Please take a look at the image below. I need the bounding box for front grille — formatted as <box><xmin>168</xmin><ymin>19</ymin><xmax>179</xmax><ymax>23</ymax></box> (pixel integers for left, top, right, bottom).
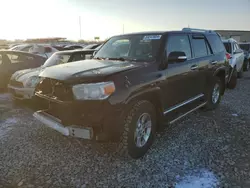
<box><xmin>36</xmin><ymin>78</ymin><xmax>74</xmax><ymax>101</ymax></box>
<box><xmin>9</xmin><ymin>80</ymin><xmax>23</xmax><ymax>88</ymax></box>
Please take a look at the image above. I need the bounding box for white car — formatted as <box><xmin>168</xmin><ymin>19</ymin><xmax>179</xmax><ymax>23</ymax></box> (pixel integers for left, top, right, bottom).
<box><xmin>10</xmin><ymin>44</ymin><xmax>58</xmax><ymax>58</ymax></box>
<box><xmin>8</xmin><ymin>49</ymin><xmax>95</xmax><ymax>100</ymax></box>
<box><xmin>223</xmin><ymin>39</ymin><xmax>245</xmax><ymax>89</ymax></box>
<box><xmin>239</xmin><ymin>42</ymin><xmax>250</xmax><ymax>71</ymax></box>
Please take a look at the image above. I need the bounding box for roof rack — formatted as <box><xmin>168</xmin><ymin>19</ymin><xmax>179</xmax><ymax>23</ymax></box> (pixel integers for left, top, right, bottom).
<box><xmin>182</xmin><ymin>28</ymin><xmax>216</xmax><ymax>34</ymax></box>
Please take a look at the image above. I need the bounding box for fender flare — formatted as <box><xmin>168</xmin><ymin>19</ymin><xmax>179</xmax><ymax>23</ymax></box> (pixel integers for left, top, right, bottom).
<box><xmin>125</xmin><ymin>87</ymin><xmax>163</xmax><ymax>107</ymax></box>
<box><xmin>213</xmin><ymin>66</ymin><xmax>227</xmax><ymax>77</ymax></box>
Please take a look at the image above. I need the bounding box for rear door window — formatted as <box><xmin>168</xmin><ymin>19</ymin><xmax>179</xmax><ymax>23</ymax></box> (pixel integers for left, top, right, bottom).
<box><xmin>191</xmin><ymin>37</ymin><xmax>208</xmax><ymax>58</ymax></box>
<box><xmin>7</xmin><ymin>54</ymin><xmax>19</xmax><ymax>63</ymax></box>
<box><xmin>6</xmin><ymin>53</ymin><xmax>30</xmax><ymax>63</ymax></box>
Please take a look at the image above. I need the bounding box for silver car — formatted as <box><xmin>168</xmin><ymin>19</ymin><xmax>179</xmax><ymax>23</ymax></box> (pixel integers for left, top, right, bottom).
<box><xmin>8</xmin><ymin>49</ymin><xmax>95</xmax><ymax>100</ymax></box>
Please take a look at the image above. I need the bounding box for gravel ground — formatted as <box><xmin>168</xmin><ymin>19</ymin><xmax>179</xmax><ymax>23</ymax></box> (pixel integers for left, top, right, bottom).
<box><xmin>1</xmin><ymin>72</ymin><xmax>250</xmax><ymax>188</ymax></box>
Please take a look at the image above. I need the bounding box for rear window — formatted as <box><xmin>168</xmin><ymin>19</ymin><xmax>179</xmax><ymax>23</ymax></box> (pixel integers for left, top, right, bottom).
<box><xmin>223</xmin><ymin>42</ymin><xmax>232</xmax><ymax>53</ymax></box>
<box><xmin>239</xmin><ymin>44</ymin><xmax>250</xmax><ymax>51</ymax></box>
<box><xmin>206</xmin><ymin>34</ymin><xmax>225</xmax><ymax>54</ymax></box>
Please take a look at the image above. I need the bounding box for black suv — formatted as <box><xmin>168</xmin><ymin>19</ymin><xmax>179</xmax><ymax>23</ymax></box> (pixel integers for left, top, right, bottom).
<box><xmin>33</xmin><ymin>28</ymin><xmax>229</xmax><ymax>159</ymax></box>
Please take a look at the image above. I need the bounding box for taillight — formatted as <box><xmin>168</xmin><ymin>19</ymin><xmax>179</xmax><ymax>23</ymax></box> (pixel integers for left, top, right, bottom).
<box><xmin>226</xmin><ymin>53</ymin><xmax>232</xmax><ymax>60</ymax></box>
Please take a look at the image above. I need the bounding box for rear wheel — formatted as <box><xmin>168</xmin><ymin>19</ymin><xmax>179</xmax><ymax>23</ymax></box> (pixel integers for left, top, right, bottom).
<box><xmin>205</xmin><ymin>77</ymin><xmax>222</xmax><ymax>110</ymax></box>
<box><xmin>117</xmin><ymin>100</ymin><xmax>157</xmax><ymax>159</ymax></box>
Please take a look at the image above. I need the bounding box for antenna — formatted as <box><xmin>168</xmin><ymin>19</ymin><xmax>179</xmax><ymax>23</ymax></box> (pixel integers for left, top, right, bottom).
<box><xmin>79</xmin><ymin>16</ymin><xmax>82</xmax><ymax>39</ymax></box>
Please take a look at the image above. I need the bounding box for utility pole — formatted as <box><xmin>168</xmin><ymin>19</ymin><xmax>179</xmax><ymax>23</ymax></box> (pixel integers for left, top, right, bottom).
<box><xmin>79</xmin><ymin>16</ymin><xmax>82</xmax><ymax>39</ymax></box>
<box><xmin>123</xmin><ymin>24</ymin><xmax>124</xmax><ymax>34</ymax></box>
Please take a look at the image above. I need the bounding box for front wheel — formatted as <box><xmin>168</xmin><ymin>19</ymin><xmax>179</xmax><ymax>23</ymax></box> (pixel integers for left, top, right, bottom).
<box><xmin>205</xmin><ymin>77</ymin><xmax>222</xmax><ymax>110</ymax></box>
<box><xmin>117</xmin><ymin>100</ymin><xmax>157</xmax><ymax>159</ymax></box>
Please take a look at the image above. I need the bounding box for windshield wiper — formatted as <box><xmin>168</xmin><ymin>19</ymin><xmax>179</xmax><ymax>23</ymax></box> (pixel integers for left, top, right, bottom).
<box><xmin>94</xmin><ymin>57</ymin><xmax>106</xmax><ymax>60</ymax></box>
<box><xmin>107</xmin><ymin>57</ymin><xmax>126</xmax><ymax>61</ymax></box>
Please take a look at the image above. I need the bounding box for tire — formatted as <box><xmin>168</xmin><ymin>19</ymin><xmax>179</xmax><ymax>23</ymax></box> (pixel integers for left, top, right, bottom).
<box><xmin>243</xmin><ymin>59</ymin><xmax>250</xmax><ymax>72</ymax></box>
<box><xmin>205</xmin><ymin>77</ymin><xmax>222</xmax><ymax>110</ymax></box>
<box><xmin>117</xmin><ymin>100</ymin><xmax>157</xmax><ymax>159</ymax></box>
<box><xmin>237</xmin><ymin>66</ymin><xmax>244</xmax><ymax>78</ymax></box>
<box><xmin>227</xmin><ymin>67</ymin><xmax>237</xmax><ymax>89</ymax></box>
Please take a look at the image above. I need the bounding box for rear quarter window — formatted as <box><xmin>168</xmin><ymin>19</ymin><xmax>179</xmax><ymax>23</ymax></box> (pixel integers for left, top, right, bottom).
<box><xmin>206</xmin><ymin>34</ymin><xmax>225</xmax><ymax>54</ymax></box>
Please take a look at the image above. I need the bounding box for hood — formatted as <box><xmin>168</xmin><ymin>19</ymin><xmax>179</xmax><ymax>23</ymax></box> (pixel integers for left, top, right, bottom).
<box><xmin>12</xmin><ymin>67</ymin><xmax>44</xmax><ymax>83</ymax></box>
<box><xmin>39</xmin><ymin>59</ymin><xmax>143</xmax><ymax>83</ymax></box>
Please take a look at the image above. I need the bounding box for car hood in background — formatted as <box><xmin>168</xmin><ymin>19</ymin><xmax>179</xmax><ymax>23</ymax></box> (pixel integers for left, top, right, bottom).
<box><xmin>12</xmin><ymin>67</ymin><xmax>44</xmax><ymax>83</ymax></box>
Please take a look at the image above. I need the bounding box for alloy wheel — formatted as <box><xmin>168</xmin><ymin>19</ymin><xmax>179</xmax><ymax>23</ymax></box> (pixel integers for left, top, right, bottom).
<box><xmin>134</xmin><ymin>113</ymin><xmax>152</xmax><ymax>148</ymax></box>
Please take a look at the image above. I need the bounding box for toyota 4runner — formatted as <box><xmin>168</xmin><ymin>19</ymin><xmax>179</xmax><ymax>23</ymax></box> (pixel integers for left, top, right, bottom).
<box><xmin>33</xmin><ymin>28</ymin><xmax>230</xmax><ymax>159</ymax></box>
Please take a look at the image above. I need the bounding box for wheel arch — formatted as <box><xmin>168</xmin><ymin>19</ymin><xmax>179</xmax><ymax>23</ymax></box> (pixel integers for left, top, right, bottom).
<box><xmin>124</xmin><ymin>87</ymin><xmax>164</xmax><ymax>129</ymax></box>
<box><xmin>214</xmin><ymin>68</ymin><xmax>226</xmax><ymax>95</ymax></box>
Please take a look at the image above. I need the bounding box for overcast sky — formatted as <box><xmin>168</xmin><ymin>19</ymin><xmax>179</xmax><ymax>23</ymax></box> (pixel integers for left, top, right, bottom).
<box><xmin>0</xmin><ymin>0</ymin><xmax>249</xmax><ymax>40</ymax></box>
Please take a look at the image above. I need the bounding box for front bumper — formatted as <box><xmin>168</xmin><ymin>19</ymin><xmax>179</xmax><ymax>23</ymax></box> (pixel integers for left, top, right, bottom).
<box><xmin>34</xmin><ymin>93</ymin><xmax>124</xmax><ymax>141</ymax></box>
<box><xmin>33</xmin><ymin>110</ymin><xmax>93</xmax><ymax>139</ymax></box>
<box><xmin>8</xmin><ymin>85</ymin><xmax>35</xmax><ymax>100</ymax></box>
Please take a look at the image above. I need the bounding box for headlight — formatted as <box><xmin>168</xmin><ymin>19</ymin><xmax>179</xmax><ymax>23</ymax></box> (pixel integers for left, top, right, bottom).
<box><xmin>24</xmin><ymin>76</ymin><xmax>41</xmax><ymax>88</ymax></box>
<box><xmin>72</xmin><ymin>81</ymin><xmax>115</xmax><ymax>100</ymax></box>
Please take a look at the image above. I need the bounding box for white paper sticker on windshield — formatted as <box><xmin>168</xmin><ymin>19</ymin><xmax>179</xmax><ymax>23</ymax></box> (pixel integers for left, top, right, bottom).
<box><xmin>143</xmin><ymin>35</ymin><xmax>162</xmax><ymax>40</ymax></box>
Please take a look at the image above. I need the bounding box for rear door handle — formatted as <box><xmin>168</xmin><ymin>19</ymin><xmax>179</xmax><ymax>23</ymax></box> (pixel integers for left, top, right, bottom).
<box><xmin>210</xmin><ymin>61</ymin><xmax>218</xmax><ymax>65</ymax></box>
<box><xmin>190</xmin><ymin>65</ymin><xmax>198</xmax><ymax>70</ymax></box>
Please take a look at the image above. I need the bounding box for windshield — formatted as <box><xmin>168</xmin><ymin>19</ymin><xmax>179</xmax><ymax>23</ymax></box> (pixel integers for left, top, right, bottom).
<box><xmin>239</xmin><ymin>44</ymin><xmax>250</xmax><ymax>51</ymax></box>
<box><xmin>223</xmin><ymin>42</ymin><xmax>232</xmax><ymax>53</ymax></box>
<box><xmin>94</xmin><ymin>34</ymin><xmax>162</xmax><ymax>62</ymax></box>
<box><xmin>42</xmin><ymin>53</ymin><xmax>71</xmax><ymax>67</ymax></box>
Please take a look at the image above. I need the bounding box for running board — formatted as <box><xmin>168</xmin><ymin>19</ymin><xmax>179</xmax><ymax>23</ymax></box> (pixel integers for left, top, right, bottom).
<box><xmin>169</xmin><ymin>102</ymin><xmax>207</xmax><ymax>125</ymax></box>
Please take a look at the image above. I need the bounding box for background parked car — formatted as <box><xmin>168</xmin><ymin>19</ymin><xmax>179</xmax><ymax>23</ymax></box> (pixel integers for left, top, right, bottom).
<box><xmin>8</xmin><ymin>49</ymin><xmax>95</xmax><ymax>100</ymax></box>
<box><xmin>84</xmin><ymin>44</ymin><xmax>101</xmax><ymax>49</ymax></box>
<box><xmin>10</xmin><ymin>44</ymin><xmax>58</xmax><ymax>58</ymax></box>
<box><xmin>223</xmin><ymin>39</ymin><xmax>245</xmax><ymax>89</ymax></box>
<box><xmin>63</xmin><ymin>44</ymin><xmax>85</xmax><ymax>51</ymax></box>
<box><xmin>239</xmin><ymin>42</ymin><xmax>250</xmax><ymax>71</ymax></box>
<box><xmin>0</xmin><ymin>50</ymin><xmax>46</xmax><ymax>90</ymax></box>
<box><xmin>52</xmin><ymin>45</ymin><xmax>66</xmax><ymax>51</ymax></box>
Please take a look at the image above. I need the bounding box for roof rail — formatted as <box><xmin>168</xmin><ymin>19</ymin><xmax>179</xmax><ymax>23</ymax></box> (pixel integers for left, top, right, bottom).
<box><xmin>182</xmin><ymin>28</ymin><xmax>215</xmax><ymax>34</ymax></box>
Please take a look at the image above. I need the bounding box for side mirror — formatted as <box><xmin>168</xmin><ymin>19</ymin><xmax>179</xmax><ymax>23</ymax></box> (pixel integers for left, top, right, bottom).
<box><xmin>167</xmin><ymin>51</ymin><xmax>187</xmax><ymax>63</ymax></box>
